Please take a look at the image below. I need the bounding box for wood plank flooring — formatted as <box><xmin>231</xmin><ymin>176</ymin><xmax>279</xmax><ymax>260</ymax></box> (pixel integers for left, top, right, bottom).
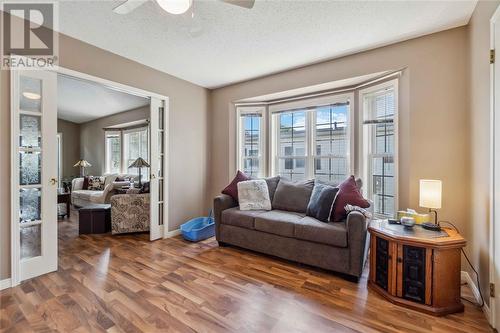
<box><xmin>0</xmin><ymin>209</ymin><xmax>492</xmax><ymax>332</ymax></box>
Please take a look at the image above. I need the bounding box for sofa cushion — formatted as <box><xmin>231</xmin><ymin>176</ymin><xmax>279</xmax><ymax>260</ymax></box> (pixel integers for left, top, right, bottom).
<box><xmin>272</xmin><ymin>179</ymin><xmax>314</xmax><ymax>213</ymax></box>
<box><xmin>72</xmin><ymin>190</ymin><xmax>105</xmax><ymax>203</ymax></box>
<box><xmin>254</xmin><ymin>210</ymin><xmax>304</xmax><ymax>238</ymax></box>
<box><xmin>306</xmin><ymin>182</ymin><xmax>339</xmax><ymax>222</ymax></box>
<box><xmin>295</xmin><ymin>216</ymin><xmax>347</xmax><ymax>247</ymax></box>
<box><xmin>221</xmin><ymin>207</ymin><xmax>267</xmax><ymax>230</ymax></box>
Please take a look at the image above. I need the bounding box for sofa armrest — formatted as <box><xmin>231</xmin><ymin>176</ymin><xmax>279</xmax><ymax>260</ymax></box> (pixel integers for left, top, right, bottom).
<box><xmin>72</xmin><ymin>177</ymin><xmax>84</xmax><ymax>191</ymax></box>
<box><xmin>346</xmin><ymin>210</ymin><xmax>370</xmax><ymax>278</ymax></box>
<box><xmin>214</xmin><ymin>194</ymin><xmax>237</xmax><ymax>240</ymax></box>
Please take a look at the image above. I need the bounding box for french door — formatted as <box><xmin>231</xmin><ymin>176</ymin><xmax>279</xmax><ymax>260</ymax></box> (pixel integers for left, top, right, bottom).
<box><xmin>149</xmin><ymin>97</ymin><xmax>167</xmax><ymax>240</ymax></box>
<box><xmin>11</xmin><ymin>68</ymin><xmax>58</xmax><ymax>284</ymax></box>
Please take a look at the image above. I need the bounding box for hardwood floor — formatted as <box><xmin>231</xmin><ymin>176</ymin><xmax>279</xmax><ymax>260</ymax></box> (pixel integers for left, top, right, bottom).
<box><xmin>0</xmin><ymin>210</ymin><xmax>492</xmax><ymax>332</ymax></box>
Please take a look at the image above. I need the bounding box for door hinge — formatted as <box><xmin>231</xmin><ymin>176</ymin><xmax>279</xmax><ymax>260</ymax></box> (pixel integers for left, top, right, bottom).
<box><xmin>491</xmin><ymin>49</ymin><xmax>495</xmax><ymax>64</ymax></box>
<box><xmin>490</xmin><ymin>282</ymin><xmax>495</xmax><ymax>298</ymax></box>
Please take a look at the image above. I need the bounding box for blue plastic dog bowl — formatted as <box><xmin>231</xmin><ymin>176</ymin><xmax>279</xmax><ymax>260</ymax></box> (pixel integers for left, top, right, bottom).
<box><xmin>181</xmin><ymin>215</ymin><xmax>215</xmax><ymax>242</ymax></box>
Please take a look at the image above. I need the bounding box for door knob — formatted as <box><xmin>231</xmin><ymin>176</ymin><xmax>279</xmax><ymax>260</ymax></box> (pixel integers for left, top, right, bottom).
<box><xmin>49</xmin><ymin>178</ymin><xmax>57</xmax><ymax>185</ymax></box>
<box><xmin>151</xmin><ymin>174</ymin><xmax>156</xmax><ymax>179</ymax></box>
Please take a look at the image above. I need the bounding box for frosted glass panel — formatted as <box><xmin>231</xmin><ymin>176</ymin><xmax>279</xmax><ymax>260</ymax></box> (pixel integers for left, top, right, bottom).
<box><xmin>20</xmin><ymin>224</ymin><xmax>41</xmax><ymax>259</ymax></box>
<box><xmin>159</xmin><ymin>203</ymin><xmax>164</xmax><ymax>226</ymax></box>
<box><xmin>158</xmin><ymin>131</ymin><xmax>164</xmax><ymax>154</ymax></box>
<box><xmin>159</xmin><ymin>179</ymin><xmax>163</xmax><ymax>201</ymax></box>
<box><xmin>20</xmin><ymin>151</ymin><xmax>41</xmax><ymax>185</ymax></box>
<box><xmin>20</xmin><ymin>188</ymin><xmax>41</xmax><ymax>222</ymax></box>
<box><xmin>20</xmin><ymin>114</ymin><xmax>41</xmax><ymax>148</ymax></box>
<box><xmin>20</xmin><ymin>76</ymin><xmax>42</xmax><ymax>112</ymax></box>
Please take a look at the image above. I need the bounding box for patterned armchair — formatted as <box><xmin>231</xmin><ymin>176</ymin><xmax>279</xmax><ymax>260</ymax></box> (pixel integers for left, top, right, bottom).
<box><xmin>110</xmin><ymin>193</ymin><xmax>150</xmax><ymax>234</ymax></box>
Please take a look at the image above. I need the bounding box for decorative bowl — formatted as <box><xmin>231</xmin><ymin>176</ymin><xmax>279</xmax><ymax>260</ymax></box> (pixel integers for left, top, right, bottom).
<box><xmin>400</xmin><ymin>216</ymin><xmax>416</xmax><ymax>228</ymax></box>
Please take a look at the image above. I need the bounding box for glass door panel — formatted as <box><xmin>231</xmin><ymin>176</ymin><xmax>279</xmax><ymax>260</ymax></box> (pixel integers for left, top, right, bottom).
<box><xmin>12</xmin><ymin>68</ymin><xmax>57</xmax><ymax>284</ymax></box>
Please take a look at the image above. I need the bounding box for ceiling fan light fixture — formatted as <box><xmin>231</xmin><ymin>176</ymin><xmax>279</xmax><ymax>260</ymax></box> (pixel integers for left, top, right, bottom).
<box><xmin>156</xmin><ymin>0</ymin><xmax>192</xmax><ymax>15</ymax></box>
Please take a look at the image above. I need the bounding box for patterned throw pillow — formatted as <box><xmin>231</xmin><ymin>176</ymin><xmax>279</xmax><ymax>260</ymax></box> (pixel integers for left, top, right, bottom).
<box><xmin>88</xmin><ymin>177</ymin><xmax>105</xmax><ymax>191</ymax></box>
<box><xmin>237</xmin><ymin>180</ymin><xmax>272</xmax><ymax>211</ymax></box>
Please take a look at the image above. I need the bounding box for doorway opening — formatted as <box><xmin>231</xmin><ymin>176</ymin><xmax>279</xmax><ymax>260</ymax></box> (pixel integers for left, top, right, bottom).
<box><xmin>11</xmin><ymin>64</ymin><xmax>169</xmax><ymax>286</ymax></box>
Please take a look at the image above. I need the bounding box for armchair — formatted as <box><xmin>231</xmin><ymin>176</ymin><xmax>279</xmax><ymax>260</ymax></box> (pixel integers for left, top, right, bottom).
<box><xmin>110</xmin><ymin>193</ymin><xmax>150</xmax><ymax>234</ymax></box>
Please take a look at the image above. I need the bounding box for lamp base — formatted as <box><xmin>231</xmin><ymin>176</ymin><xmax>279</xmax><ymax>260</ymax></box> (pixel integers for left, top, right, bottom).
<box><xmin>422</xmin><ymin>222</ymin><xmax>441</xmax><ymax>231</ymax></box>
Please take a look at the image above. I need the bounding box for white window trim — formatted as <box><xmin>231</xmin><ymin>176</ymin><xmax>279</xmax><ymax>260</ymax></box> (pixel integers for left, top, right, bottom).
<box><xmin>358</xmin><ymin>78</ymin><xmax>399</xmax><ymax>218</ymax></box>
<box><xmin>270</xmin><ymin>93</ymin><xmax>354</xmax><ymax>179</ymax></box>
<box><xmin>236</xmin><ymin>106</ymin><xmax>267</xmax><ymax>178</ymax></box>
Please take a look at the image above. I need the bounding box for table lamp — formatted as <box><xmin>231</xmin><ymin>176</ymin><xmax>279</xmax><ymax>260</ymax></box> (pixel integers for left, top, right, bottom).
<box><xmin>73</xmin><ymin>159</ymin><xmax>92</xmax><ymax>177</ymax></box>
<box><xmin>419</xmin><ymin>179</ymin><xmax>442</xmax><ymax>231</ymax></box>
<box><xmin>128</xmin><ymin>157</ymin><xmax>150</xmax><ymax>187</ymax></box>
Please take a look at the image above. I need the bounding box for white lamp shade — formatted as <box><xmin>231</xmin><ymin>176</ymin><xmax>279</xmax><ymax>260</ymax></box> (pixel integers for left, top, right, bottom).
<box><xmin>156</xmin><ymin>0</ymin><xmax>192</xmax><ymax>14</ymax></box>
<box><xmin>419</xmin><ymin>179</ymin><xmax>442</xmax><ymax>209</ymax></box>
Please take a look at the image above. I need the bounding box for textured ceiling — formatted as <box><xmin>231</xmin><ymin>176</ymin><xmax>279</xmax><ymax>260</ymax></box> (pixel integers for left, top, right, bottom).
<box><xmin>57</xmin><ymin>0</ymin><xmax>477</xmax><ymax>88</ymax></box>
<box><xmin>57</xmin><ymin>75</ymin><xmax>149</xmax><ymax>124</ymax></box>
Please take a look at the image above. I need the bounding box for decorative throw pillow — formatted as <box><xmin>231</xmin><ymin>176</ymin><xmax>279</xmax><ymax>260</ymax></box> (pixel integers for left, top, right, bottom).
<box><xmin>272</xmin><ymin>179</ymin><xmax>315</xmax><ymax>213</ymax></box>
<box><xmin>237</xmin><ymin>180</ymin><xmax>272</xmax><ymax>211</ymax></box>
<box><xmin>222</xmin><ymin>170</ymin><xmax>250</xmax><ymax>201</ymax></box>
<box><xmin>306</xmin><ymin>182</ymin><xmax>339</xmax><ymax>222</ymax></box>
<box><xmin>82</xmin><ymin>176</ymin><xmax>91</xmax><ymax>190</ymax></box>
<box><xmin>249</xmin><ymin>175</ymin><xmax>281</xmax><ymax>202</ymax></box>
<box><xmin>88</xmin><ymin>177</ymin><xmax>105</xmax><ymax>191</ymax></box>
<box><xmin>331</xmin><ymin>176</ymin><xmax>370</xmax><ymax>222</ymax></box>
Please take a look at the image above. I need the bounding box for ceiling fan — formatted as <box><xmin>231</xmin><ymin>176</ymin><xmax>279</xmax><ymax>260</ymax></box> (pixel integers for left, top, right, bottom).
<box><xmin>113</xmin><ymin>0</ymin><xmax>255</xmax><ymax>15</ymax></box>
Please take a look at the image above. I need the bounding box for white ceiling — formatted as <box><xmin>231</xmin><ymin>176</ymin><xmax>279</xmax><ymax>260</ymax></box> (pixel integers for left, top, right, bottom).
<box><xmin>56</xmin><ymin>0</ymin><xmax>477</xmax><ymax>89</ymax></box>
<box><xmin>57</xmin><ymin>75</ymin><xmax>149</xmax><ymax>123</ymax></box>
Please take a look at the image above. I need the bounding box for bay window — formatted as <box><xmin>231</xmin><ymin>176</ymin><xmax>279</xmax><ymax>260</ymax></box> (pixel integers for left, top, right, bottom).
<box><xmin>235</xmin><ymin>78</ymin><xmax>398</xmax><ymax>217</ymax></box>
<box><xmin>105</xmin><ymin>126</ymin><xmax>150</xmax><ymax>176</ymax></box>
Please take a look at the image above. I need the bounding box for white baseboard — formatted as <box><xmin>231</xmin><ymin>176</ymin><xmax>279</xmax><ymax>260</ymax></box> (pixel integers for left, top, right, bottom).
<box><xmin>461</xmin><ymin>271</ymin><xmax>491</xmax><ymax>323</ymax></box>
<box><xmin>165</xmin><ymin>229</ymin><xmax>181</xmax><ymax>238</ymax></box>
<box><xmin>0</xmin><ymin>278</ymin><xmax>11</xmax><ymax>290</ymax></box>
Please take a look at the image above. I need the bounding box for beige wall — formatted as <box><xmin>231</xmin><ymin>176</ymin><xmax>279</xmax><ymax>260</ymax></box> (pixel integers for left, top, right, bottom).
<box><xmin>79</xmin><ymin>106</ymin><xmax>149</xmax><ymax>176</ymax></box>
<box><xmin>210</xmin><ymin>27</ymin><xmax>470</xmax><ymax>265</ymax></box>
<box><xmin>468</xmin><ymin>0</ymin><xmax>500</xmax><ymax>305</ymax></box>
<box><xmin>57</xmin><ymin>119</ymin><xmax>81</xmax><ymax>179</ymax></box>
<box><xmin>0</xmin><ymin>30</ymin><xmax>210</xmax><ymax>279</ymax></box>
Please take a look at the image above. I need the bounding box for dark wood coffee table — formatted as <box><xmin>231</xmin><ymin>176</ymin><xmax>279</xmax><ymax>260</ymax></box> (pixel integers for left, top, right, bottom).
<box><xmin>57</xmin><ymin>192</ymin><xmax>71</xmax><ymax>218</ymax></box>
<box><xmin>78</xmin><ymin>204</ymin><xmax>111</xmax><ymax>234</ymax></box>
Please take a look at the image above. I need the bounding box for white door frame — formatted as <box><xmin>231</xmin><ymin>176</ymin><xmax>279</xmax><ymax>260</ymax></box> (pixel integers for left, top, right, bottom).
<box><xmin>11</xmin><ymin>65</ymin><xmax>171</xmax><ymax>286</ymax></box>
<box><xmin>490</xmin><ymin>5</ymin><xmax>500</xmax><ymax>328</ymax></box>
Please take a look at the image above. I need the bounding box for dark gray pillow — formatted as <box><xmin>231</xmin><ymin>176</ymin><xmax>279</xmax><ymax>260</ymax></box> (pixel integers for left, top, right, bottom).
<box><xmin>272</xmin><ymin>179</ymin><xmax>314</xmax><ymax>213</ymax></box>
<box><xmin>264</xmin><ymin>175</ymin><xmax>280</xmax><ymax>202</ymax></box>
<box><xmin>306</xmin><ymin>182</ymin><xmax>339</xmax><ymax>222</ymax></box>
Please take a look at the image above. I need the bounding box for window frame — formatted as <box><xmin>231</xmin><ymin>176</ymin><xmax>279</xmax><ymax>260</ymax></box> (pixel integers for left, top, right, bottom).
<box><xmin>236</xmin><ymin>106</ymin><xmax>267</xmax><ymax>178</ymax></box>
<box><xmin>358</xmin><ymin>79</ymin><xmax>399</xmax><ymax>218</ymax></box>
<box><xmin>104</xmin><ymin>130</ymin><xmax>122</xmax><ymax>175</ymax></box>
<box><xmin>122</xmin><ymin>126</ymin><xmax>150</xmax><ymax>177</ymax></box>
<box><xmin>270</xmin><ymin>93</ymin><xmax>354</xmax><ymax>180</ymax></box>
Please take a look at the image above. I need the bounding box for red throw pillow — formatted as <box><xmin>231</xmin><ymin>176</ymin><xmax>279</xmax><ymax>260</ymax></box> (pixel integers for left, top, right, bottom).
<box><xmin>222</xmin><ymin>170</ymin><xmax>250</xmax><ymax>201</ymax></box>
<box><xmin>82</xmin><ymin>176</ymin><xmax>91</xmax><ymax>190</ymax></box>
<box><xmin>331</xmin><ymin>176</ymin><xmax>370</xmax><ymax>222</ymax></box>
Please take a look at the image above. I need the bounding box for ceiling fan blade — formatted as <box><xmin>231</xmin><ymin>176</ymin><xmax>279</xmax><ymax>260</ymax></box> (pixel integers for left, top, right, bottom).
<box><xmin>220</xmin><ymin>0</ymin><xmax>255</xmax><ymax>9</ymax></box>
<box><xmin>113</xmin><ymin>0</ymin><xmax>148</xmax><ymax>14</ymax></box>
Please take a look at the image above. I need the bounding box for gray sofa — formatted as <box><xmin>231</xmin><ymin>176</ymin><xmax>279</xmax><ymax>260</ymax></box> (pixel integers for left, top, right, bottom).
<box><xmin>214</xmin><ymin>180</ymin><xmax>372</xmax><ymax>280</ymax></box>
